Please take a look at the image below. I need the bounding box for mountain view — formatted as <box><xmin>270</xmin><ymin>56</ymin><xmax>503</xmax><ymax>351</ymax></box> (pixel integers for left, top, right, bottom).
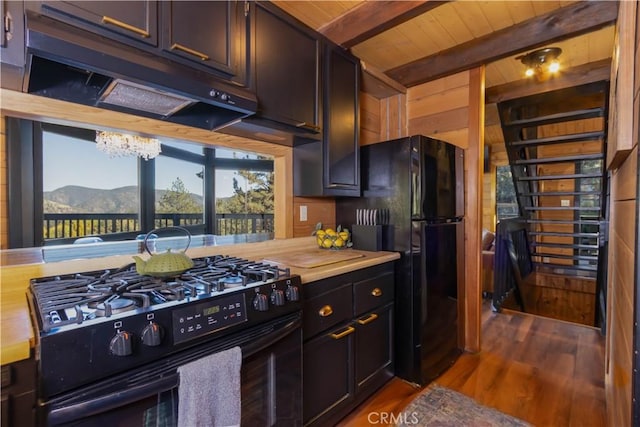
<box><xmin>43</xmin><ymin>185</ymin><xmax>204</xmax><ymax>213</ymax></box>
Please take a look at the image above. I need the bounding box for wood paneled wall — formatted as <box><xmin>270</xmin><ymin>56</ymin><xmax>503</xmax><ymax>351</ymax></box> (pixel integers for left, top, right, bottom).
<box><xmin>605</xmin><ymin>1</ymin><xmax>639</xmax><ymax>426</ymax></box>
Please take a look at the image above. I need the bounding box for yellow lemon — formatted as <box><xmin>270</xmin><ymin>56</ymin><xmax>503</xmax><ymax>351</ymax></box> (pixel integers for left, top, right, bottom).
<box><xmin>325</xmin><ymin>228</ymin><xmax>337</xmax><ymax>236</ymax></box>
<box><xmin>334</xmin><ymin>237</ymin><xmax>345</xmax><ymax>247</ymax></box>
<box><xmin>322</xmin><ymin>238</ymin><xmax>333</xmax><ymax>248</ymax></box>
<box><xmin>339</xmin><ymin>231</ymin><xmax>349</xmax><ymax>241</ymax></box>
<box><xmin>316</xmin><ymin>229</ymin><xmax>326</xmax><ymax>238</ymax></box>
<box><xmin>317</xmin><ymin>236</ymin><xmax>324</xmax><ymax>247</ymax></box>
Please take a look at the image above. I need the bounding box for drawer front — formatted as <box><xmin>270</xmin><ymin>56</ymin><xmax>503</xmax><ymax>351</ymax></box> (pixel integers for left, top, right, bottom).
<box><xmin>304</xmin><ymin>284</ymin><xmax>353</xmax><ymax>339</ymax></box>
<box><xmin>353</xmin><ymin>272</ymin><xmax>394</xmax><ymax>316</ymax></box>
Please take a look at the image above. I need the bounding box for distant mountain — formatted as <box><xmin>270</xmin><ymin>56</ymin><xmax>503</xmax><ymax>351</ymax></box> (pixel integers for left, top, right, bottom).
<box><xmin>43</xmin><ymin>185</ymin><xmax>203</xmax><ymax>213</ymax></box>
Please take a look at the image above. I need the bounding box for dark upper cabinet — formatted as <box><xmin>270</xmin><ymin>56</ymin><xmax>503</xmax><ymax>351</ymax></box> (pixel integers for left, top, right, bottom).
<box><xmin>323</xmin><ymin>44</ymin><xmax>360</xmax><ymax>195</ymax></box>
<box><xmin>251</xmin><ymin>2</ymin><xmax>321</xmax><ymax>133</ymax></box>
<box><xmin>1</xmin><ymin>0</ymin><xmax>25</xmax><ymax>90</ymax></box>
<box><xmin>32</xmin><ymin>1</ymin><xmax>158</xmax><ymax>47</ymax></box>
<box><xmin>160</xmin><ymin>1</ymin><xmax>247</xmax><ymax>83</ymax></box>
<box><xmin>294</xmin><ymin>44</ymin><xmax>360</xmax><ymax>197</ymax></box>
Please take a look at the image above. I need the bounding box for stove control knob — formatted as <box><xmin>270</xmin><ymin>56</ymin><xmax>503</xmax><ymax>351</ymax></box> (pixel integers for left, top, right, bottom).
<box><xmin>110</xmin><ymin>331</ymin><xmax>133</xmax><ymax>356</ymax></box>
<box><xmin>285</xmin><ymin>285</ymin><xmax>300</xmax><ymax>302</ymax></box>
<box><xmin>141</xmin><ymin>322</ymin><xmax>163</xmax><ymax>347</ymax></box>
<box><xmin>270</xmin><ymin>289</ymin><xmax>285</xmax><ymax>306</ymax></box>
<box><xmin>252</xmin><ymin>293</ymin><xmax>269</xmax><ymax>312</ymax></box>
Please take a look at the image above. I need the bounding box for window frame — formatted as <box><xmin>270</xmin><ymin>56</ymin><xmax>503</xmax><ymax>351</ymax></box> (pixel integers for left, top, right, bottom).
<box><xmin>6</xmin><ymin>119</ymin><xmax>274</xmax><ymax>248</ymax></box>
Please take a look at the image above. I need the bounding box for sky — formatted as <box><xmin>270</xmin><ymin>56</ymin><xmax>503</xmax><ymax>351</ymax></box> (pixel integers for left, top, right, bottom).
<box><xmin>42</xmin><ymin>131</ymin><xmax>249</xmax><ymax>198</ymax></box>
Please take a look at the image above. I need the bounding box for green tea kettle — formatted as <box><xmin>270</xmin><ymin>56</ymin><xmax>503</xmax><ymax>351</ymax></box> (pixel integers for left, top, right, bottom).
<box><xmin>133</xmin><ymin>227</ymin><xmax>194</xmax><ymax>277</ymax></box>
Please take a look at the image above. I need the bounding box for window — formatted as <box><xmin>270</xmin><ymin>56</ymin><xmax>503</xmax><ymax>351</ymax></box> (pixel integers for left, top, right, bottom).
<box><xmin>7</xmin><ymin>119</ymin><xmax>274</xmax><ymax>248</ymax></box>
<box><xmin>43</xmin><ymin>129</ymin><xmax>140</xmax><ymax>242</ymax></box>
<box><xmin>575</xmin><ymin>159</ymin><xmax>603</xmax><ymax>267</ymax></box>
<box><xmin>496</xmin><ymin>165</ymin><xmax>518</xmax><ymax>221</ymax></box>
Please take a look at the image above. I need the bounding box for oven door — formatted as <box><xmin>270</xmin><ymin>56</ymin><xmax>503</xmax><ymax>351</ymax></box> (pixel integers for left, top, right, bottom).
<box><xmin>42</xmin><ymin>313</ymin><xmax>302</xmax><ymax>427</ymax></box>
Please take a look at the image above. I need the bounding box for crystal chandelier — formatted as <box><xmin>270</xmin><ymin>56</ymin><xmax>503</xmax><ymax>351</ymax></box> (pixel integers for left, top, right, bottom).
<box><xmin>95</xmin><ymin>131</ymin><xmax>162</xmax><ymax>160</ymax></box>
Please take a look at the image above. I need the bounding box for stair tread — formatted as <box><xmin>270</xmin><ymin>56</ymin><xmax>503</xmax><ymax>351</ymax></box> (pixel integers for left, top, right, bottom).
<box><xmin>521</xmin><ymin>191</ymin><xmax>601</xmax><ymax>196</ymax></box>
<box><xmin>531</xmin><ymin>242</ymin><xmax>599</xmax><ymax>250</ymax></box>
<box><xmin>525</xmin><ymin>206</ymin><xmax>601</xmax><ymax>211</ymax></box>
<box><xmin>532</xmin><ymin>252</ymin><xmax>598</xmax><ymax>260</ymax></box>
<box><xmin>517</xmin><ymin>172</ymin><xmax>602</xmax><ymax>181</ymax></box>
<box><xmin>504</xmin><ymin>107</ymin><xmax>604</xmax><ymax>128</ymax></box>
<box><xmin>509</xmin><ymin>131</ymin><xmax>604</xmax><ymax>147</ymax></box>
<box><xmin>530</xmin><ymin>232</ymin><xmax>599</xmax><ymax>238</ymax></box>
<box><xmin>533</xmin><ymin>262</ymin><xmax>598</xmax><ymax>272</ymax></box>
<box><xmin>513</xmin><ymin>153</ymin><xmax>604</xmax><ymax>165</ymax></box>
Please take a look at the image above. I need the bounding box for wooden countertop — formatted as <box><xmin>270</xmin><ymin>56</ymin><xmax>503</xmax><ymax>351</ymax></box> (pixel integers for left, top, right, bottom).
<box><xmin>0</xmin><ymin>237</ymin><xmax>398</xmax><ymax>365</ymax></box>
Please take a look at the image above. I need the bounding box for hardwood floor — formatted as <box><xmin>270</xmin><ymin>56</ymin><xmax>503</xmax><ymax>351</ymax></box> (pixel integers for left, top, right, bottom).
<box><xmin>337</xmin><ymin>300</ymin><xmax>606</xmax><ymax>426</ymax></box>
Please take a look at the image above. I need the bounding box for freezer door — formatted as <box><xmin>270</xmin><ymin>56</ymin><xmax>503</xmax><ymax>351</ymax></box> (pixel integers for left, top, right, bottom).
<box><xmin>411</xmin><ymin>136</ymin><xmax>464</xmax><ymax>220</ymax></box>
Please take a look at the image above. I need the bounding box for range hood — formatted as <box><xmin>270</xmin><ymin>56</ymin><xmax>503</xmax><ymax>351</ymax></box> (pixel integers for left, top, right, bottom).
<box><xmin>22</xmin><ymin>11</ymin><xmax>257</xmax><ymax>131</ymax></box>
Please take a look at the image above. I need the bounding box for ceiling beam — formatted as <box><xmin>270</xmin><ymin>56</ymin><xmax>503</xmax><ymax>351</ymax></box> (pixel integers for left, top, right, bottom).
<box><xmin>318</xmin><ymin>1</ymin><xmax>448</xmax><ymax>49</ymax></box>
<box><xmin>387</xmin><ymin>1</ymin><xmax>618</xmax><ymax>87</ymax></box>
<box><xmin>486</xmin><ymin>58</ymin><xmax>612</xmax><ymax>104</ymax></box>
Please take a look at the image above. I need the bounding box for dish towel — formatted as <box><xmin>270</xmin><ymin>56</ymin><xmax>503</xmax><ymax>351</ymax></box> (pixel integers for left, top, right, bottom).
<box><xmin>177</xmin><ymin>346</ymin><xmax>242</xmax><ymax>427</ymax></box>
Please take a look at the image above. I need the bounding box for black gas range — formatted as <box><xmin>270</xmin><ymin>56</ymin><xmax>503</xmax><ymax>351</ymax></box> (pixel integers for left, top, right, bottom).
<box><xmin>28</xmin><ymin>255</ymin><xmax>302</xmax><ymax>399</ymax></box>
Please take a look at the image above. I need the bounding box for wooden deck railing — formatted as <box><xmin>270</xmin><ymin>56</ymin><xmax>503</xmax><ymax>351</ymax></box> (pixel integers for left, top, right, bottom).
<box><xmin>43</xmin><ymin>213</ymin><xmax>274</xmax><ymax>240</ymax></box>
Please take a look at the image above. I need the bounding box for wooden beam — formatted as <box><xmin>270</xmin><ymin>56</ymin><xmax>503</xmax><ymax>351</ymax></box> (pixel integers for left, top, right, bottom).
<box><xmin>465</xmin><ymin>66</ymin><xmax>485</xmax><ymax>353</ymax></box>
<box><xmin>387</xmin><ymin>1</ymin><xmax>619</xmax><ymax>87</ymax></box>
<box><xmin>486</xmin><ymin>58</ymin><xmax>612</xmax><ymax>104</ymax></box>
<box><xmin>318</xmin><ymin>1</ymin><xmax>448</xmax><ymax>49</ymax></box>
<box><xmin>360</xmin><ymin>60</ymin><xmax>407</xmax><ymax>98</ymax></box>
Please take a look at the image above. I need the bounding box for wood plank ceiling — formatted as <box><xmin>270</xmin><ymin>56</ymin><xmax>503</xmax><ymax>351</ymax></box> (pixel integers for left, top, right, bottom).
<box><xmin>272</xmin><ymin>0</ymin><xmax>618</xmax><ymax>146</ymax></box>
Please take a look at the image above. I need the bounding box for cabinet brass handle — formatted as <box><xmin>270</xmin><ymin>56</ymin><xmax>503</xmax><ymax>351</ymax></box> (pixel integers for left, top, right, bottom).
<box><xmin>296</xmin><ymin>122</ymin><xmax>321</xmax><ymax>132</ymax></box>
<box><xmin>102</xmin><ymin>16</ymin><xmax>150</xmax><ymax>38</ymax></box>
<box><xmin>357</xmin><ymin>313</ymin><xmax>378</xmax><ymax>325</ymax></box>
<box><xmin>170</xmin><ymin>43</ymin><xmax>210</xmax><ymax>61</ymax></box>
<box><xmin>318</xmin><ymin>305</ymin><xmax>333</xmax><ymax>317</ymax></box>
<box><xmin>371</xmin><ymin>288</ymin><xmax>383</xmax><ymax>297</ymax></box>
<box><xmin>330</xmin><ymin>326</ymin><xmax>355</xmax><ymax>340</ymax></box>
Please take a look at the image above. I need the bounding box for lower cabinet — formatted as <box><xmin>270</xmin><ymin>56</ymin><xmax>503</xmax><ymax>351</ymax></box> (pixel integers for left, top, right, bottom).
<box><xmin>303</xmin><ymin>263</ymin><xmax>394</xmax><ymax>426</ymax></box>
<box><xmin>1</xmin><ymin>358</ymin><xmax>36</xmax><ymax>427</ymax></box>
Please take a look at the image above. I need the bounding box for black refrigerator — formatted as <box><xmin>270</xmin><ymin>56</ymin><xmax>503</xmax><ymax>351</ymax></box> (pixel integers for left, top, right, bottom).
<box><xmin>336</xmin><ymin>135</ymin><xmax>464</xmax><ymax>386</ymax></box>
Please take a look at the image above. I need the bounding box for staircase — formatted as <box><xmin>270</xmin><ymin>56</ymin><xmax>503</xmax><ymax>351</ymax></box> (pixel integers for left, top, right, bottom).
<box><xmin>494</xmin><ymin>81</ymin><xmax>609</xmax><ymax>327</ymax></box>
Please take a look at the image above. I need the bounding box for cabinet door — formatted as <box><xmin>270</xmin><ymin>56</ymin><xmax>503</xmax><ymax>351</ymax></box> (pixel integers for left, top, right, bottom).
<box><xmin>303</xmin><ymin>323</ymin><xmax>354</xmax><ymax>425</ymax></box>
<box><xmin>323</xmin><ymin>45</ymin><xmax>360</xmax><ymax>196</ymax></box>
<box><xmin>354</xmin><ymin>304</ymin><xmax>393</xmax><ymax>394</ymax></box>
<box><xmin>38</xmin><ymin>1</ymin><xmax>157</xmax><ymax>46</ymax></box>
<box><xmin>253</xmin><ymin>3</ymin><xmax>320</xmax><ymax>132</ymax></box>
<box><xmin>161</xmin><ymin>1</ymin><xmax>244</xmax><ymax>79</ymax></box>
<box><xmin>0</xmin><ymin>0</ymin><xmax>24</xmax><ymax>90</ymax></box>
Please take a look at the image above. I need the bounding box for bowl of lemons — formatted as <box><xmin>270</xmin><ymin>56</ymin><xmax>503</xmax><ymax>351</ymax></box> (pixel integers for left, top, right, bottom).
<box><xmin>313</xmin><ymin>223</ymin><xmax>352</xmax><ymax>250</ymax></box>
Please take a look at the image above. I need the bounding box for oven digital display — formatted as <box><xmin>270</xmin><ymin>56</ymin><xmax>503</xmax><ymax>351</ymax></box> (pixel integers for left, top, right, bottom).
<box><xmin>172</xmin><ymin>293</ymin><xmax>247</xmax><ymax>344</ymax></box>
<box><xmin>203</xmin><ymin>305</ymin><xmax>220</xmax><ymax>316</ymax></box>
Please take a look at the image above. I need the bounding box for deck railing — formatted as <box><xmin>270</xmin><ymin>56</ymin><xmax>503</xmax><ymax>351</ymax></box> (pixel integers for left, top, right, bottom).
<box><xmin>43</xmin><ymin>213</ymin><xmax>274</xmax><ymax>240</ymax></box>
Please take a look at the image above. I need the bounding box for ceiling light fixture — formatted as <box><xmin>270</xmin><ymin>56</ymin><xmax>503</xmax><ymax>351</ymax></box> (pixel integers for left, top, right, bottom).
<box><xmin>95</xmin><ymin>131</ymin><xmax>162</xmax><ymax>160</ymax></box>
<box><xmin>516</xmin><ymin>47</ymin><xmax>562</xmax><ymax>81</ymax></box>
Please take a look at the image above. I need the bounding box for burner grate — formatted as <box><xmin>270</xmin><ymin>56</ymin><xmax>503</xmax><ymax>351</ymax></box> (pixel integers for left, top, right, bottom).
<box><xmin>29</xmin><ymin>255</ymin><xmax>293</xmax><ymax>331</ymax></box>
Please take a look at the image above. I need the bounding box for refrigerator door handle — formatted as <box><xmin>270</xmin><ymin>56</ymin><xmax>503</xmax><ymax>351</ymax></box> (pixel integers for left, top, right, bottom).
<box><xmin>419</xmin><ymin>222</ymin><xmax>428</xmax><ymax>325</ymax></box>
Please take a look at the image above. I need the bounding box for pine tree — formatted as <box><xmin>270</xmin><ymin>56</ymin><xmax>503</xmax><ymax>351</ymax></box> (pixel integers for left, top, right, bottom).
<box><xmin>157</xmin><ymin>177</ymin><xmax>202</xmax><ymax>213</ymax></box>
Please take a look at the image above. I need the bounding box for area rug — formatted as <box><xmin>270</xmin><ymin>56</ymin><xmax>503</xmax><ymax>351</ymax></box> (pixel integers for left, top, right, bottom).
<box><xmin>396</xmin><ymin>383</ymin><xmax>531</xmax><ymax>426</ymax></box>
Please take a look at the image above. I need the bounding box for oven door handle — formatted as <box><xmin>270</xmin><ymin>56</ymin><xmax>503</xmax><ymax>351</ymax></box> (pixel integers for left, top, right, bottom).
<box><xmin>48</xmin><ymin>315</ymin><xmax>302</xmax><ymax>424</ymax></box>
<box><xmin>242</xmin><ymin>316</ymin><xmax>301</xmax><ymax>359</ymax></box>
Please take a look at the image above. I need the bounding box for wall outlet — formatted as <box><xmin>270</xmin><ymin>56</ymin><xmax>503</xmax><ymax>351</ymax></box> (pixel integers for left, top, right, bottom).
<box><xmin>300</xmin><ymin>205</ymin><xmax>308</xmax><ymax>222</ymax></box>
<box><xmin>561</xmin><ymin>199</ymin><xmax>570</xmax><ymax>207</ymax></box>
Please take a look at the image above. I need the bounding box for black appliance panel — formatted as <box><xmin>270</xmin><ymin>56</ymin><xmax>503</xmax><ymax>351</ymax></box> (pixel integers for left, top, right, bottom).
<box><xmin>43</xmin><ymin>314</ymin><xmax>302</xmax><ymax>426</ymax></box>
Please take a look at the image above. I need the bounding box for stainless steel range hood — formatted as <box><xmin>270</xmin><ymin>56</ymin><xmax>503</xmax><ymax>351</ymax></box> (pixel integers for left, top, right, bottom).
<box><xmin>22</xmin><ymin>11</ymin><xmax>257</xmax><ymax>131</ymax></box>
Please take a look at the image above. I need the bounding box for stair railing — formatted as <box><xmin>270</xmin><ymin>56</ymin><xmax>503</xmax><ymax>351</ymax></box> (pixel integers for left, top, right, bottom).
<box><xmin>492</xmin><ymin>217</ymin><xmax>533</xmax><ymax>312</ymax></box>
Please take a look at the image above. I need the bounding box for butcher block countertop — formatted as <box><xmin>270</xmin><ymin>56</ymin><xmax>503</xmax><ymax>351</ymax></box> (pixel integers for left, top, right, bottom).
<box><xmin>1</xmin><ymin>236</ymin><xmax>399</xmax><ymax>365</ymax></box>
